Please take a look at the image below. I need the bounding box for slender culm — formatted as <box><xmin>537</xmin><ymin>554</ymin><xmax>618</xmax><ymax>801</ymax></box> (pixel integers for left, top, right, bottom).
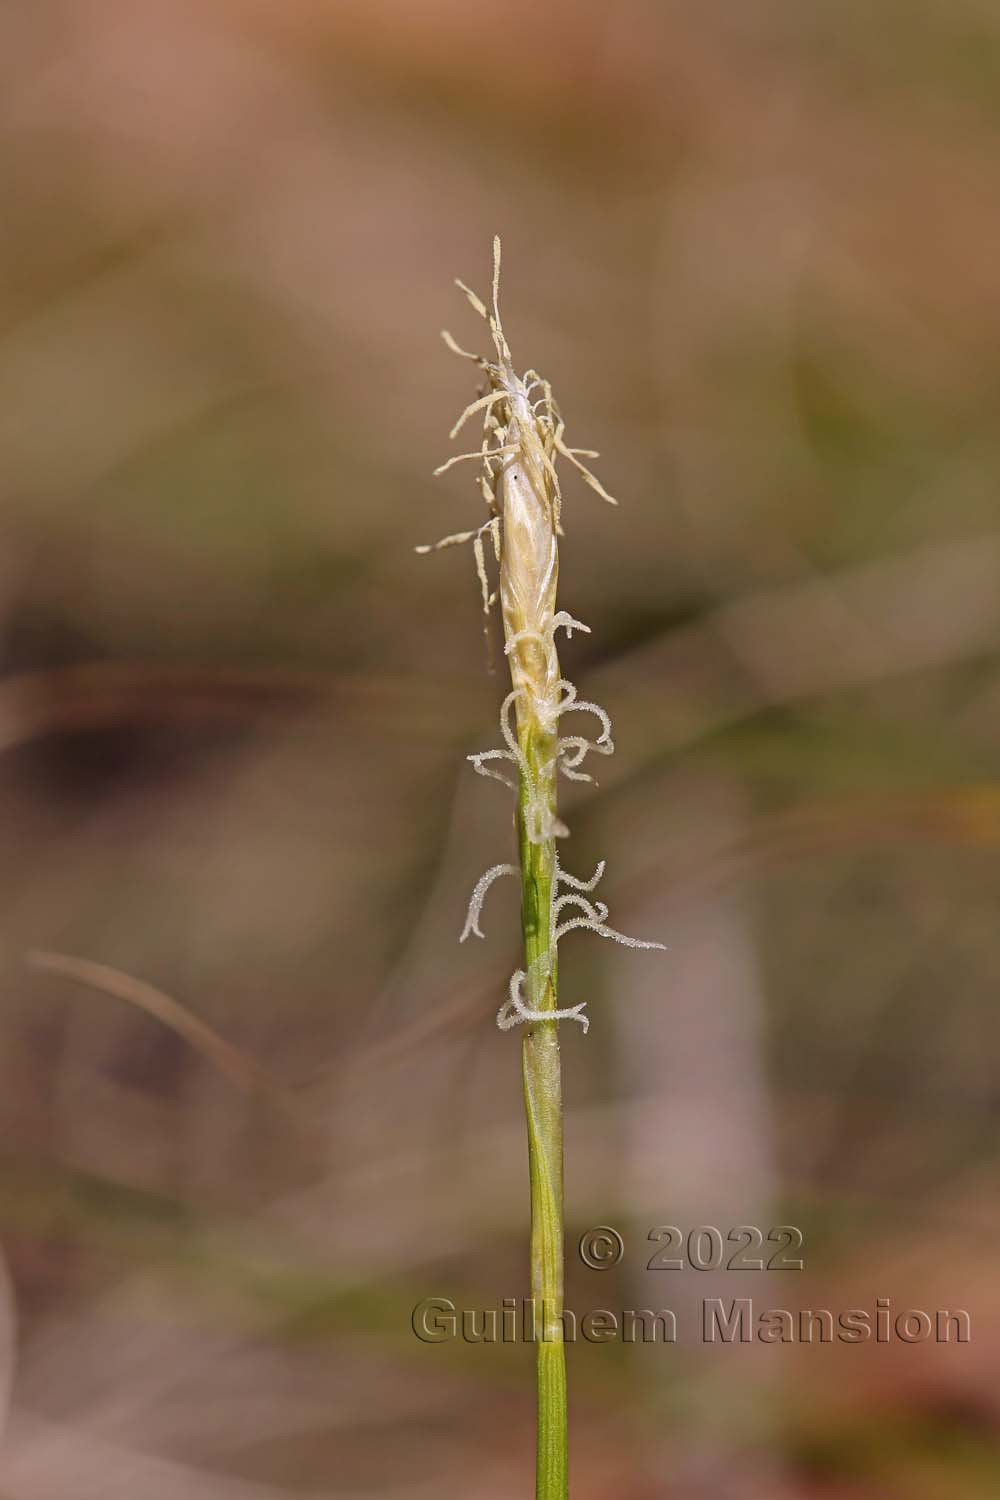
<box><xmin>420</xmin><ymin>239</ymin><xmax>663</xmax><ymax>1500</ymax></box>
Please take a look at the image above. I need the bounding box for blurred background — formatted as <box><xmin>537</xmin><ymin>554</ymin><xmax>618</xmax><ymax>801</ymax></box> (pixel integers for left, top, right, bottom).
<box><xmin>1</xmin><ymin>1</ymin><xmax>1000</xmax><ymax>1495</ymax></box>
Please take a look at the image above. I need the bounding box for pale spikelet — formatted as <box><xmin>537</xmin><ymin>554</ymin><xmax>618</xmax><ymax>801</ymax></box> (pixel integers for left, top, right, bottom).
<box><xmin>420</xmin><ymin>237</ymin><xmax>615</xmax><ymax>733</ymax></box>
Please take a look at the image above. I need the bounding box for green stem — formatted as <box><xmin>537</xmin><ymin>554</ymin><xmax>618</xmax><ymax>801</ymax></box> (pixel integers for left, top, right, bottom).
<box><xmin>518</xmin><ymin>723</ymin><xmax>568</xmax><ymax>1500</ymax></box>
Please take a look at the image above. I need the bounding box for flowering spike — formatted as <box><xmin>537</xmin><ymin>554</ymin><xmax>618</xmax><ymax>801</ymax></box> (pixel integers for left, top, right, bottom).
<box><xmin>423</xmin><ymin>240</ymin><xmax>662</xmax><ymax>1039</ymax></box>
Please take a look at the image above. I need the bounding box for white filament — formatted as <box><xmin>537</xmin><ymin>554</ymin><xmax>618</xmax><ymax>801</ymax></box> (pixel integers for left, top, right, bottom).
<box><xmin>552</xmin><ymin>612</ymin><xmax>590</xmax><ymax>640</ymax></box>
<box><xmin>467</xmin><ymin>749</ymin><xmax>516</xmax><ymax>790</ymax></box>
<box><xmin>554</xmin><ymin>916</ymin><xmax>667</xmax><ymax>951</ymax></box>
<box><xmin>555</xmin><ymin>857</ymin><xmax>606</xmax><ymax>892</ymax></box>
<box><xmin>460</xmin><ymin>863</ymin><xmax>518</xmax><ymax>942</ymax></box>
<box><xmin>497</xmin><ymin>968</ymin><xmax>590</xmax><ymax>1034</ymax></box>
<box><xmin>553</xmin><ymin>895</ymin><xmax>609</xmax><ymax>925</ymax></box>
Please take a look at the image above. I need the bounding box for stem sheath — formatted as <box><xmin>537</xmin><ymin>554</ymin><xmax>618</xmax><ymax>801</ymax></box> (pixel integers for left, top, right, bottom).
<box><xmin>518</xmin><ymin>724</ymin><xmax>568</xmax><ymax>1500</ymax></box>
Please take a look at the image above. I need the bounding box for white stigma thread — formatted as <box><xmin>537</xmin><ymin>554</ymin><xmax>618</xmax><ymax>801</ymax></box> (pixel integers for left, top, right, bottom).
<box><xmin>463</xmin><ymin>851</ymin><xmax>666</xmax><ymax>1034</ymax></box>
<box><xmin>459</xmin><ymin>863</ymin><xmax>518</xmax><ymax>942</ymax></box>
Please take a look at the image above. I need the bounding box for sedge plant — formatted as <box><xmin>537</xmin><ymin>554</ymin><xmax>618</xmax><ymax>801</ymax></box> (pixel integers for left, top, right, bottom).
<box><xmin>419</xmin><ymin>239</ymin><xmax>663</xmax><ymax>1500</ymax></box>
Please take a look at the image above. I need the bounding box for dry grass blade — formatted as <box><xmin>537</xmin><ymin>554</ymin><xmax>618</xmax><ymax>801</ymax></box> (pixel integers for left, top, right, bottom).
<box><xmin>26</xmin><ymin>951</ymin><xmax>273</xmax><ymax>1096</ymax></box>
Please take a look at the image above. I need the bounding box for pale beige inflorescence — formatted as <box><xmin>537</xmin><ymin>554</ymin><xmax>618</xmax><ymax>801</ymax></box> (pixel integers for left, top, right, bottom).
<box><xmin>419</xmin><ymin>239</ymin><xmax>664</xmax><ymax>1032</ymax></box>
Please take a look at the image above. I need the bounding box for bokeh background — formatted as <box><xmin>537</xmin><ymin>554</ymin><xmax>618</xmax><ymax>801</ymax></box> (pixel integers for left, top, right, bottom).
<box><xmin>2</xmin><ymin>1</ymin><xmax>1000</xmax><ymax>1495</ymax></box>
